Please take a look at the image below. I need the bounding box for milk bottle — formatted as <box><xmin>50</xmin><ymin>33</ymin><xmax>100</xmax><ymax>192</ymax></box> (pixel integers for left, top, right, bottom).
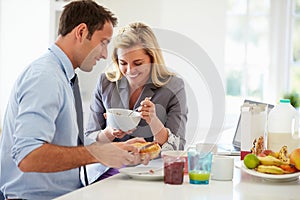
<box><xmin>267</xmin><ymin>99</ymin><xmax>300</xmax><ymax>152</ymax></box>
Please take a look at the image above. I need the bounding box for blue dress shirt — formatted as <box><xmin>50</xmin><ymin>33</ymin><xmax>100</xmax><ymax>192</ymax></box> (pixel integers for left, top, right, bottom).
<box><xmin>0</xmin><ymin>44</ymin><xmax>82</xmax><ymax>199</ymax></box>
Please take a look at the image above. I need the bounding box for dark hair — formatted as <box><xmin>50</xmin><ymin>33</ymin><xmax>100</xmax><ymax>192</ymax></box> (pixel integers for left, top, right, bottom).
<box><xmin>58</xmin><ymin>0</ymin><xmax>117</xmax><ymax>39</ymax></box>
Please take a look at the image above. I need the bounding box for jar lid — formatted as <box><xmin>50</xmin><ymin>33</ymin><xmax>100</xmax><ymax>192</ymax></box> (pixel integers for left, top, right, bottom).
<box><xmin>280</xmin><ymin>99</ymin><xmax>291</xmax><ymax>103</ymax></box>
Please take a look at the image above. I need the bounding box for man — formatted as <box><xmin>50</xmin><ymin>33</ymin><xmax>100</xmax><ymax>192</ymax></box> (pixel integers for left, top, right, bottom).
<box><xmin>0</xmin><ymin>1</ymin><xmax>148</xmax><ymax>199</ymax></box>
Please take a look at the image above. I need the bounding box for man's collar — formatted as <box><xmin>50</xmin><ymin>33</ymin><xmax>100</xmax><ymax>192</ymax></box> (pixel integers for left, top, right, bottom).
<box><xmin>48</xmin><ymin>43</ymin><xmax>75</xmax><ymax>83</ymax></box>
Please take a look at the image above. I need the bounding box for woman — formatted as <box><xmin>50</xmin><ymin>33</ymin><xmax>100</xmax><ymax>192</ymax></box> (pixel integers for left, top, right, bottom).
<box><xmin>87</xmin><ymin>22</ymin><xmax>187</xmax><ymax>149</ymax></box>
<box><xmin>85</xmin><ymin>22</ymin><xmax>188</xmax><ymax>181</ymax></box>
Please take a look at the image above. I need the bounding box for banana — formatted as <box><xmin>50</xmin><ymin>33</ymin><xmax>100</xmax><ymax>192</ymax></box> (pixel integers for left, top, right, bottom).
<box><xmin>257</xmin><ymin>155</ymin><xmax>288</xmax><ymax>166</ymax></box>
<box><xmin>257</xmin><ymin>165</ymin><xmax>285</xmax><ymax>174</ymax></box>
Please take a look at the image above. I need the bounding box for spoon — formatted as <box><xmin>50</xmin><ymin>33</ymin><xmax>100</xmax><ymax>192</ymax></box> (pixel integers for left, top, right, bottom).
<box><xmin>128</xmin><ymin>97</ymin><xmax>152</xmax><ymax>116</ymax></box>
<box><xmin>128</xmin><ymin>107</ymin><xmax>139</xmax><ymax>117</ymax></box>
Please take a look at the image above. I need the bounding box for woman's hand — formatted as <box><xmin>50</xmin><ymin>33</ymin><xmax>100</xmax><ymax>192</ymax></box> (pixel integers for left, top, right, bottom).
<box><xmin>139</xmin><ymin>97</ymin><xmax>168</xmax><ymax>145</ymax></box>
<box><xmin>112</xmin><ymin>128</ymin><xmax>134</xmax><ymax>139</ymax></box>
<box><xmin>139</xmin><ymin>97</ymin><xmax>157</xmax><ymax>124</ymax></box>
<box><xmin>103</xmin><ymin>113</ymin><xmax>135</xmax><ymax>139</ymax></box>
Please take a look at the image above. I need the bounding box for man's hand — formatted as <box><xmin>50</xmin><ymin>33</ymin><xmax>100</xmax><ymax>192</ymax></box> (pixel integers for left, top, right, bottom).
<box><xmin>126</xmin><ymin>137</ymin><xmax>151</xmax><ymax>165</ymax></box>
<box><xmin>86</xmin><ymin>140</ymin><xmax>150</xmax><ymax>168</ymax></box>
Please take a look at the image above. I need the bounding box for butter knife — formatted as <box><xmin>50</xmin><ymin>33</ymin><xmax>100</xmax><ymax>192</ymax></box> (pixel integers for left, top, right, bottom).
<box><xmin>139</xmin><ymin>142</ymin><xmax>157</xmax><ymax>152</ymax></box>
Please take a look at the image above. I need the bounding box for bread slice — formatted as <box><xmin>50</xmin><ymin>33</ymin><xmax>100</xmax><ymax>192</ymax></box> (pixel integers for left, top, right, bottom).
<box><xmin>133</xmin><ymin>142</ymin><xmax>161</xmax><ymax>160</ymax></box>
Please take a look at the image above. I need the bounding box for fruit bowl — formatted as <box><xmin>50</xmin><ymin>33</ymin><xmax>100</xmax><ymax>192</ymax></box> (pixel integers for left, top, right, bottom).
<box><xmin>106</xmin><ymin>108</ymin><xmax>141</xmax><ymax>132</ymax></box>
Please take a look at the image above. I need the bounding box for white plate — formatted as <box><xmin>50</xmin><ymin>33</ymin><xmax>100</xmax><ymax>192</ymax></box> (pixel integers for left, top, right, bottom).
<box><xmin>119</xmin><ymin>166</ymin><xmax>164</xmax><ymax>181</ymax></box>
<box><xmin>241</xmin><ymin>163</ymin><xmax>300</xmax><ymax>182</ymax></box>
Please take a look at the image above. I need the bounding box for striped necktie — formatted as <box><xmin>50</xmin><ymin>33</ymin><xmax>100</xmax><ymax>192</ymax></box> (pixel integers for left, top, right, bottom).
<box><xmin>71</xmin><ymin>74</ymin><xmax>84</xmax><ymax>145</ymax></box>
<box><xmin>71</xmin><ymin>74</ymin><xmax>89</xmax><ymax>186</ymax></box>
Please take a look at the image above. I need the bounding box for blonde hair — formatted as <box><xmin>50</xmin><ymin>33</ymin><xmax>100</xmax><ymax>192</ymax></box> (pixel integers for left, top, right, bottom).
<box><xmin>105</xmin><ymin>22</ymin><xmax>175</xmax><ymax>87</ymax></box>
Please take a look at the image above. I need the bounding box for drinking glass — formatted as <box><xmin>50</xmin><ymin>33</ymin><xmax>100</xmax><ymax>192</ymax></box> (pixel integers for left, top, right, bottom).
<box><xmin>188</xmin><ymin>146</ymin><xmax>213</xmax><ymax>184</ymax></box>
<box><xmin>163</xmin><ymin>154</ymin><xmax>185</xmax><ymax>185</ymax></box>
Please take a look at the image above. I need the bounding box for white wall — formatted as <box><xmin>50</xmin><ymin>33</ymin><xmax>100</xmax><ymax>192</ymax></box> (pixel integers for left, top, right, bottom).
<box><xmin>0</xmin><ymin>0</ymin><xmax>226</xmax><ymax>145</ymax></box>
<box><xmin>0</xmin><ymin>0</ymin><xmax>2</xmax><ymax>132</ymax></box>
<box><xmin>0</xmin><ymin>0</ymin><xmax>50</xmax><ymax>126</ymax></box>
<box><xmin>95</xmin><ymin>0</ymin><xmax>227</xmax><ymax>144</ymax></box>
<box><xmin>93</xmin><ymin>0</ymin><xmax>225</xmax><ymax>73</ymax></box>
<box><xmin>100</xmin><ymin>0</ymin><xmax>225</xmax><ymax>74</ymax></box>
<box><xmin>0</xmin><ymin>0</ymin><xmax>2</xmax><ymax>127</ymax></box>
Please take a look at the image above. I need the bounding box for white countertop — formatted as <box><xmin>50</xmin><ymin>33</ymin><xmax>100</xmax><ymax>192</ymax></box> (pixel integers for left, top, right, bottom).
<box><xmin>54</xmin><ymin>157</ymin><xmax>300</xmax><ymax>200</ymax></box>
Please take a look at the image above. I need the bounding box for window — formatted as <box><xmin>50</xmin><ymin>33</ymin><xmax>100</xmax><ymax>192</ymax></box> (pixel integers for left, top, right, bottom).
<box><xmin>224</xmin><ymin>0</ymin><xmax>300</xmax><ymax>128</ymax></box>
<box><xmin>290</xmin><ymin>0</ymin><xmax>300</xmax><ymax>92</ymax></box>
<box><xmin>224</xmin><ymin>0</ymin><xmax>271</xmax><ymax>128</ymax></box>
<box><xmin>226</xmin><ymin>0</ymin><xmax>300</xmax><ymax>101</ymax></box>
<box><xmin>225</xmin><ymin>0</ymin><xmax>270</xmax><ymax>100</ymax></box>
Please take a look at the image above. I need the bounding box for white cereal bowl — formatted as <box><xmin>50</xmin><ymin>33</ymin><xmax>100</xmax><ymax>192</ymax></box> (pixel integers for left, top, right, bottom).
<box><xmin>106</xmin><ymin>108</ymin><xmax>141</xmax><ymax>132</ymax></box>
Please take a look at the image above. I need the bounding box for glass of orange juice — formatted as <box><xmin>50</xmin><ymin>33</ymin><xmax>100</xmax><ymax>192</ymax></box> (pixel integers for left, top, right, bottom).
<box><xmin>188</xmin><ymin>146</ymin><xmax>213</xmax><ymax>184</ymax></box>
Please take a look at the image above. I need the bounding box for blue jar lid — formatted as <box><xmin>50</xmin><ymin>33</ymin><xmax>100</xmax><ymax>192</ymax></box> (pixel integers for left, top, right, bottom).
<box><xmin>280</xmin><ymin>99</ymin><xmax>291</xmax><ymax>103</ymax></box>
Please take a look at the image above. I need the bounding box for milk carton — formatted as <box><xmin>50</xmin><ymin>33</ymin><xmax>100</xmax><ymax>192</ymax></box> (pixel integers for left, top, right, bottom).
<box><xmin>240</xmin><ymin>102</ymin><xmax>267</xmax><ymax>160</ymax></box>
